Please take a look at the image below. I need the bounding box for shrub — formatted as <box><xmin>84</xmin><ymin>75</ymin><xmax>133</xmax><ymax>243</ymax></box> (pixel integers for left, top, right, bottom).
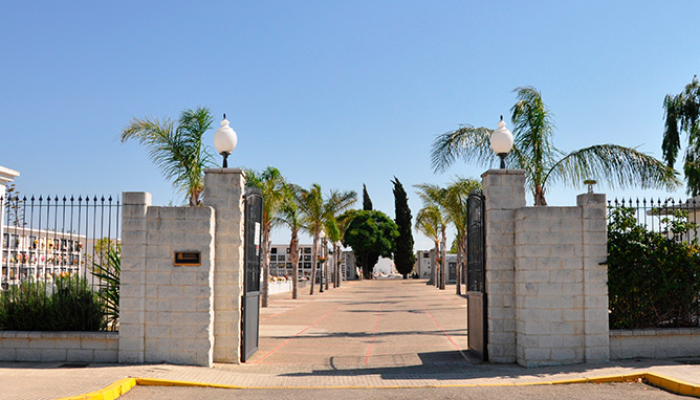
<box><xmin>606</xmin><ymin>207</ymin><xmax>700</xmax><ymax>329</ymax></box>
<box><xmin>92</xmin><ymin>248</ymin><xmax>120</xmax><ymax>331</ymax></box>
<box><xmin>0</xmin><ymin>275</ymin><xmax>107</xmax><ymax>331</ymax></box>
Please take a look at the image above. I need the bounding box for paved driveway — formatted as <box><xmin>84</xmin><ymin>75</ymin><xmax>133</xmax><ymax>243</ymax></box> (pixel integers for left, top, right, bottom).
<box><xmin>248</xmin><ymin>279</ymin><xmax>473</xmax><ymax>370</ymax></box>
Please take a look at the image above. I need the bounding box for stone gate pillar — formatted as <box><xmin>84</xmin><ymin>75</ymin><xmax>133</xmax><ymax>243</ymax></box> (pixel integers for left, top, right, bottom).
<box><xmin>203</xmin><ymin>168</ymin><xmax>246</xmax><ymax>364</ymax></box>
<box><xmin>119</xmin><ymin>192</ymin><xmax>151</xmax><ymax>364</ymax></box>
<box><xmin>482</xmin><ymin>169</ymin><xmax>526</xmax><ymax>363</ymax></box>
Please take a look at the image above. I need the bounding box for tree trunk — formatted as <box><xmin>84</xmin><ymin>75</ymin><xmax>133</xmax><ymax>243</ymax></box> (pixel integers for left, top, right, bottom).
<box><xmin>332</xmin><ymin>243</ymin><xmax>338</xmax><ymax>288</ymax></box>
<box><xmin>291</xmin><ymin>231</ymin><xmax>299</xmax><ymax>300</ymax></box>
<box><xmin>324</xmin><ymin>238</ymin><xmax>329</xmax><ymax>291</ymax></box>
<box><xmin>455</xmin><ymin>238</ymin><xmax>462</xmax><ymax>295</ymax></box>
<box><xmin>440</xmin><ymin>227</ymin><xmax>447</xmax><ymax>290</ymax></box>
<box><xmin>460</xmin><ymin>236</ymin><xmax>467</xmax><ymax>293</ymax></box>
<box><xmin>261</xmin><ymin>227</ymin><xmax>271</xmax><ymax>308</ymax></box>
<box><xmin>337</xmin><ymin>245</ymin><xmax>342</xmax><ymax>287</ymax></box>
<box><xmin>534</xmin><ymin>185</ymin><xmax>548</xmax><ymax>206</ymax></box>
<box><xmin>310</xmin><ymin>231</ymin><xmax>318</xmax><ymax>295</ymax></box>
<box><xmin>432</xmin><ymin>241</ymin><xmax>439</xmax><ymax>287</ymax></box>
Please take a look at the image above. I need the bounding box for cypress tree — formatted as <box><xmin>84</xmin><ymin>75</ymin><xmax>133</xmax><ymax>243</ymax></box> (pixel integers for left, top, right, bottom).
<box><xmin>392</xmin><ymin>177</ymin><xmax>416</xmax><ymax>279</ymax></box>
<box><xmin>362</xmin><ymin>183</ymin><xmax>373</xmax><ymax>210</ymax></box>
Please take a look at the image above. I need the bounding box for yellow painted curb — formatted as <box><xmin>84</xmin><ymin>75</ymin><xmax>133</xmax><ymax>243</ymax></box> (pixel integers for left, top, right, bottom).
<box><xmin>54</xmin><ymin>378</ymin><xmax>136</xmax><ymax>400</ymax></box>
<box><xmin>135</xmin><ymin>377</ymin><xmax>245</xmax><ymax>390</ymax></box>
<box><xmin>54</xmin><ymin>372</ymin><xmax>700</xmax><ymax>399</ymax></box>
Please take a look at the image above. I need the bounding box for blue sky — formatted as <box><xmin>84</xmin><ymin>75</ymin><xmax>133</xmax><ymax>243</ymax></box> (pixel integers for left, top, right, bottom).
<box><xmin>2</xmin><ymin>1</ymin><xmax>699</xmax><ymax>249</ymax></box>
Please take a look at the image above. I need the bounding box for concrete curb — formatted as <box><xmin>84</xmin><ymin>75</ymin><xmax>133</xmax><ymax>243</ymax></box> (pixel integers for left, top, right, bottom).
<box><xmin>52</xmin><ymin>372</ymin><xmax>700</xmax><ymax>399</ymax></box>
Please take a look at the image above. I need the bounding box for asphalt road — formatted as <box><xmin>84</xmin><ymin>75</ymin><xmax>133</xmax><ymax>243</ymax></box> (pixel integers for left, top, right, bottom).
<box><xmin>120</xmin><ymin>382</ymin><xmax>684</xmax><ymax>400</ymax></box>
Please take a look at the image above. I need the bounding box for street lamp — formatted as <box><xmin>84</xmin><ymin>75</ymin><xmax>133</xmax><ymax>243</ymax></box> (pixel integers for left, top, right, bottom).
<box><xmin>491</xmin><ymin>115</ymin><xmax>514</xmax><ymax>169</ymax></box>
<box><xmin>213</xmin><ymin>114</ymin><xmax>237</xmax><ymax>168</ymax></box>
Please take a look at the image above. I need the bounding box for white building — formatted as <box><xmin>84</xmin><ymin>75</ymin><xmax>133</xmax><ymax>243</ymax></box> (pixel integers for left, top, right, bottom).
<box><xmin>415</xmin><ymin>249</ymin><xmax>433</xmax><ymax>279</ymax></box>
<box><xmin>2</xmin><ymin>226</ymin><xmax>87</xmax><ymax>289</ymax></box>
<box><xmin>416</xmin><ymin>249</ymin><xmax>458</xmax><ymax>284</ymax></box>
<box><xmin>268</xmin><ymin>244</ymin><xmax>359</xmax><ymax>282</ymax></box>
<box><xmin>0</xmin><ymin>166</ymin><xmax>20</xmax><ymax>289</ymax></box>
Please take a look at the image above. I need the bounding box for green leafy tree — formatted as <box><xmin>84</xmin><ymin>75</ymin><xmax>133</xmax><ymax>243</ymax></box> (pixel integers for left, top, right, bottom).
<box><xmin>120</xmin><ymin>107</ymin><xmax>215</xmax><ymax>206</ymax></box>
<box><xmin>392</xmin><ymin>177</ymin><xmax>416</xmax><ymax>279</ymax></box>
<box><xmin>246</xmin><ymin>167</ymin><xmax>286</xmax><ymax>307</ymax></box>
<box><xmin>606</xmin><ymin>207</ymin><xmax>700</xmax><ymax>328</ymax></box>
<box><xmin>362</xmin><ymin>184</ymin><xmax>373</xmax><ymax>210</ymax></box>
<box><xmin>342</xmin><ymin>210</ymin><xmax>399</xmax><ymax>279</ymax></box>
<box><xmin>432</xmin><ymin>87</ymin><xmax>679</xmax><ymax>205</ymax></box>
<box><xmin>662</xmin><ymin>75</ymin><xmax>700</xmax><ymax>195</ymax></box>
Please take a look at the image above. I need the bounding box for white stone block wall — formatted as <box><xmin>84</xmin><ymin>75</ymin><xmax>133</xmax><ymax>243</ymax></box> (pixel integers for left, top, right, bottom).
<box><xmin>0</xmin><ymin>332</ymin><xmax>118</xmax><ymax>363</ymax></box>
<box><xmin>577</xmin><ymin>193</ymin><xmax>610</xmax><ymax>363</ymax></box>
<box><xmin>610</xmin><ymin>328</ymin><xmax>700</xmax><ymax>359</ymax></box>
<box><xmin>482</xmin><ymin>169</ymin><xmax>526</xmax><ymax>363</ymax></box>
<box><xmin>119</xmin><ymin>192</ymin><xmax>151</xmax><ymax>364</ymax></box>
<box><xmin>512</xmin><ymin>195</ymin><xmax>609</xmax><ymax>367</ymax></box>
<box><xmin>514</xmin><ymin>206</ymin><xmax>585</xmax><ymax>367</ymax></box>
<box><xmin>482</xmin><ymin>170</ymin><xmax>609</xmax><ymax>367</ymax></box>
<box><xmin>203</xmin><ymin>168</ymin><xmax>246</xmax><ymax>364</ymax></box>
<box><xmin>119</xmin><ymin>192</ymin><xmax>216</xmax><ymax>367</ymax></box>
<box><xmin>142</xmin><ymin>206</ymin><xmax>216</xmax><ymax>367</ymax></box>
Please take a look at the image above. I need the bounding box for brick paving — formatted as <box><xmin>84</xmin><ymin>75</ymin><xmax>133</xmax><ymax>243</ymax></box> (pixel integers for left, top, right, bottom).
<box><xmin>1</xmin><ymin>279</ymin><xmax>699</xmax><ymax>400</ymax></box>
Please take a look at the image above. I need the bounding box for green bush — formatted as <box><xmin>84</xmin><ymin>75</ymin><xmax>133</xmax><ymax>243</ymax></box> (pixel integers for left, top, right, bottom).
<box><xmin>606</xmin><ymin>207</ymin><xmax>700</xmax><ymax>329</ymax></box>
<box><xmin>0</xmin><ymin>275</ymin><xmax>107</xmax><ymax>331</ymax></box>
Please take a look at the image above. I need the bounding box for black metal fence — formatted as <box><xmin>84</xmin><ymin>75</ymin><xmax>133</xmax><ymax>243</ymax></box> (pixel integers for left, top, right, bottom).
<box><xmin>607</xmin><ymin>197</ymin><xmax>700</xmax><ymax>243</ymax></box>
<box><xmin>0</xmin><ymin>195</ymin><xmax>121</xmax><ymax>331</ymax></box>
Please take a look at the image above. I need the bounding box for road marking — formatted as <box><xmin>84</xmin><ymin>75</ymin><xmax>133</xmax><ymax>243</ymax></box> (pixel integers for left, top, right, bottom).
<box><xmin>416</xmin><ymin>299</ymin><xmax>469</xmax><ymax>361</ymax></box>
<box><xmin>253</xmin><ymin>304</ymin><xmax>342</xmax><ymax>364</ymax></box>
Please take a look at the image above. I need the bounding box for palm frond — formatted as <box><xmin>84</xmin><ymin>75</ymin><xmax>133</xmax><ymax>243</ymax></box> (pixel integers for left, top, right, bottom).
<box><xmin>415</xmin><ymin>205</ymin><xmax>442</xmax><ymax>242</ymax></box>
<box><xmin>430</xmin><ymin>125</ymin><xmax>494</xmax><ymax>173</ymax></box>
<box><xmin>120</xmin><ymin>108</ymin><xmax>215</xmax><ymax>206</ymax></box>
<box><xmin>545</xmin><ymin>144</ymin><xmax>681</xmax><ymax>191</ymax></box>
<box><xmin>511</xmin><ymin>86</ymin><xmax>557</xmax><ymax>187</ymax></box>
<box><xmin>413</xmin><ymin>183</ymin><xmax>446</xmax><ymax>208</ymax></box>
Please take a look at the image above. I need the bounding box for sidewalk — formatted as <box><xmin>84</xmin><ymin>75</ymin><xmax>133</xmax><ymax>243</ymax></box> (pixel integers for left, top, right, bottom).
<box><xmin>1</xmin><ymin>279</ymin><xmax>699</xmax><ymax>400</ymax></box>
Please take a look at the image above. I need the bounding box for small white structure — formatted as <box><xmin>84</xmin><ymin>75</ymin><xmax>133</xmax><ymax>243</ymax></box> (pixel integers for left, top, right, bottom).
<box><xmin>0</xmin><ymin>166</ymin><xmax>20</xmax><ymax>290</ymax></box>
<box><xmin>415</xmin><ymin>250</ymin><xmax>433</xmax><ymax>279</ymax></box>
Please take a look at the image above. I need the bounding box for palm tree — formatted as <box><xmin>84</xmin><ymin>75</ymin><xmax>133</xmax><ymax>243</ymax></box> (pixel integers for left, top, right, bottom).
<box><xmin>662</xmin><ymin>75</ymin><xmax>700</xmax><ymax>195</ymax></box>
<box><xmin>296</xmin><ymin>184</ymin><xmax>325</xmax><ymax>295</ymax></box>
<box><xmin>276</xmin><ymin>184</ymin><xmax>305</xmax><ymax>299</ymax></box>
<box><xmin>120</xmin><ymin>107</ymin><xmax>215</xmax><ymax>206</ymax></box>
<box><xmin>415</xmin><ymin>205</ymin><xmax>444</xmax><ymax>288</ymax></box>
<box><xmin>246</xmin><ymin>167</ymin><xmax>286</xmax><ymax>308</ymax></box>
<box><xmin>431</xmin><ymin>87</ymin><xmax>680</xmax><ymax>205</ymax></box>
<box><xmin>442</xmin><ymin>177</ymin><xmax>481</xmax><ymax>295</ymax></box>
<box><xmin>323</xmin><ymin>190</ymin><xmax>358</xmax><ymax>289</ymax></box>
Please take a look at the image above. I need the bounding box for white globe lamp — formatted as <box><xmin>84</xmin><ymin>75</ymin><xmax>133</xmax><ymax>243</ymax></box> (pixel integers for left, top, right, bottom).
<box><xmin>491</xmin><ymin>116</ymin><xmax>514</xmax><ymax>169</ymax></box>
<box><xmin>213</xmin><ymin>114</ymin><xmax>237</xmax><ymax>168</ymax></box>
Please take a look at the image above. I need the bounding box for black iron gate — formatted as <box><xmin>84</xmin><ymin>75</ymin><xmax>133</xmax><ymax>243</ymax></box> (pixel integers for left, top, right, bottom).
<box><xmin>466</xmin><ymin>191</ymin><xmax>487</xmax><ymax>360</ymax></box>
<box><xmin>242</xmin><ymin>187</ymin><xmax>263</xmax><ymax>362</ymax></box>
